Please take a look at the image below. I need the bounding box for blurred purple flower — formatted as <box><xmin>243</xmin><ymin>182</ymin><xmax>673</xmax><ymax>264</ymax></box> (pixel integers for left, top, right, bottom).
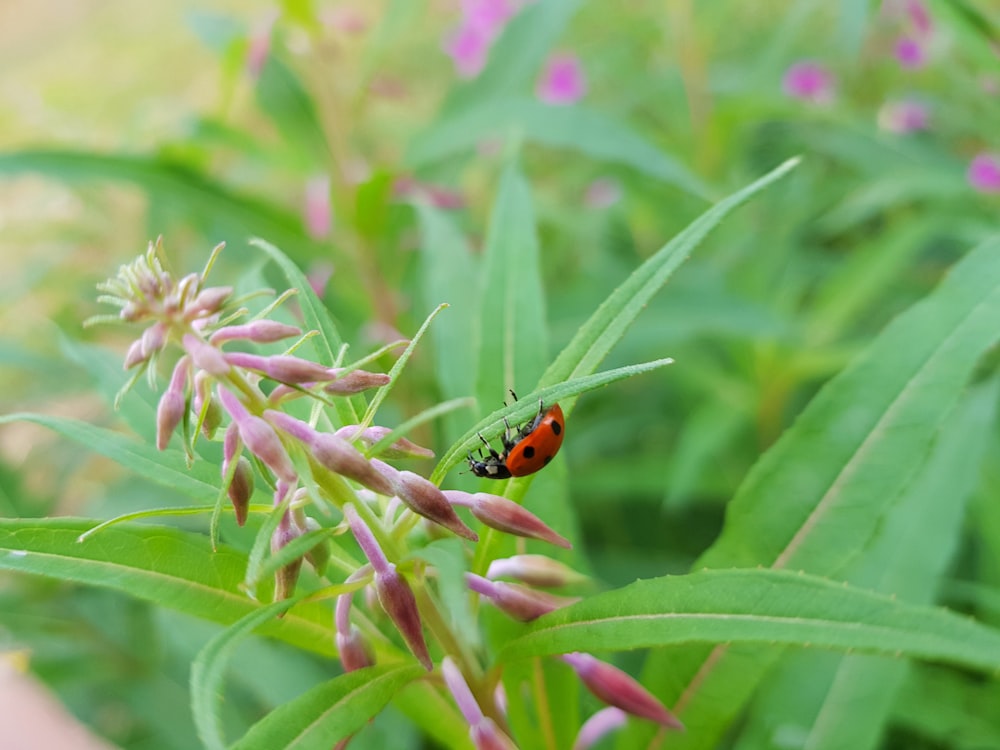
<box><xmin>304</xmin><ymin>175</ymin><xmax>332</xmax><ymax>240</ymax></box>
<box><xmin>968</xmin><ymin>153</ymin><xmax>1000</xmax><ymax>194</ymax></box>
<box><xmin>444</xmin><ymin>0</ymin><xmax>519</xmax><ymax>78</ymax></box>
<box><xmin>894</xmin><ymin>36</ymin><xmax>925</xmax><ymax>69</ymax></box>
<box><xmin>246</xmin><ymin>11</ymin><xmax>278</xmax><ymax>79</ymax></box>
<box><xmin>877</xmin><ymin>99</ymin><xmax>929</xmax><ymax>133</ymax></box>
<box><xmin>307</xmin><ymin>261</ymin><xmax>334</xmax><ymax>298</ymax></box>
<box><xmin>904</xmin><ymin>0</ymin><xmax>932</xmax><ymax>35</ymax></box>
<box><xmin>537</xmin><ymin>53</ymin><xmax>587</xmax><ymax>105</ymax></box>
<box><xmin>782</xmin><ymin>61</ymin><xmax>835</xmax><ymax>104</ymax></box>
<box><xmin>584</xmin><ymin>178</ymin><xmax>622</xmax><ymax>209</ymax></box>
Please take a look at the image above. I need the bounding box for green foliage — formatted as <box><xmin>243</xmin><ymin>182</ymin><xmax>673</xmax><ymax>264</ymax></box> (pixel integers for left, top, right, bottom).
<box><xmin>2</xmin><ymin>3</ymin><xmax>1000</xmax><ymax>750</ymax></box>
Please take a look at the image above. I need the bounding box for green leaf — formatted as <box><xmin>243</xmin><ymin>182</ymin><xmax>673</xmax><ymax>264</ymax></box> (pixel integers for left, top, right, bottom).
<box><xmin>229</xmin><ymin>664</ymin><xmax>426</xmax><ymax>750</ymax></box>
<box><xmin>249</xmin><ymin>238</ymin><xmax>360</xmax><ymax>424</ymax></box>
<box><xmin>476</xmin><ymin>159</ymin><xmax>547</xmax><ymax>410</ymax></box>
<box><xmin>539</xmin><ymin>157</ymin><xmax>799</xmax><ymax>392</ymax></box>
<box><xmin>0</xmin><ymin>150</ymin><xmax>313</xmax><ymax>252</ymax></box>
<box><xmin>0</xmin><ymin>518</ymin><xmax>334</xmax><ymax>656</ymax></box>
<box><xmin>502</xmin><ymin>568</ymin><xmax>1000</xmax><ymax>674</ymax></box>
<box><xmin>431</xmin><ymin>357</ymin><xmax>674</xmax><ymax>484</ymax></box>
<box><xmin>632</xmin><ymin>233</ymin><xmax>1000</xmax><ymax>749</ymax></box>
<box><xmin>255</xmin><ymin>55</ymin><xmax>330</xmax><ymax>166</ymax></box>
<box><xmin>0</xmin><ymin>413</ymin><xmax>221</xmax><ymax>503</ymax></box>
<box><xmin>191</xmin><ymin>598</ymin><xmax>298</xmax><ymax>750</ymax></box>
<box><xmin>408</xmin><ymin>98</ymin><xmax>711</xmax><ymax>199</ymax></box>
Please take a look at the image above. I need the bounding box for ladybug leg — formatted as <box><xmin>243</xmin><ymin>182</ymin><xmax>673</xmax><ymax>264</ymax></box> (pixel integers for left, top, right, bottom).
<box><xmin>501</xmin><ymin>417</ymin><xmax>517</xmax><ymax>452</ymax></box>
<box><xmin>477</xmin><ymin>432</ymin><xmax>503</xmax><ymax>460</ymax></box>
<box><xmin>509</xmin><ymin>389</ymin><xmax>519</xmax><ymax>402</ymax></box>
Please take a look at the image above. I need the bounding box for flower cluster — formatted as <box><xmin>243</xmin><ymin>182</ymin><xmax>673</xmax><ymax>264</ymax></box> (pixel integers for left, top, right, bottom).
<box><xmin>96</xmin><ymin>239</ymin><xmax>682</xmax><ymax>749</ymax></box>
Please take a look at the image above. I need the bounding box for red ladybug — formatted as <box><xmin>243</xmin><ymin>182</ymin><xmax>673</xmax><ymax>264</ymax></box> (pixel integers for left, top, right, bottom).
<box><xmin>468</xmin><ymin>397</ymin><xmax>565</xmax><ymax>479</ymax></box>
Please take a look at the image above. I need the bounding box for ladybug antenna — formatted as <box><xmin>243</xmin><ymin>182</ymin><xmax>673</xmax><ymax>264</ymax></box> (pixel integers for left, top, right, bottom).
<box><xmin>509</xmin><ymin>389</ymin><xmax>519</xmax><ymax>402</ymax></box>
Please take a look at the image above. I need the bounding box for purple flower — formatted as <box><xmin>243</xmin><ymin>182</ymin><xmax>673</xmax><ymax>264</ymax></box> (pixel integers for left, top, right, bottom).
<box><xmin>968</xmin><ymin>153</ymin><xmax>1000</xmax><ymax>194</ymax></box>
<box><xmin>904</xmin><ymin>0</ymin><xmax>933</xmax><ymax>35</ymax></box>
<box><xmin>562</xmin><ymin>653</ymin><xmax>683</xmax><ymax>729</ymax></box>
<box><xmin>537</xmin><ymin>53</ymin><xmax>587</xmax><ymax>105</ymax></box>
<box><xmin>573</xmin><ymin>707</ymin><xmax>627</xmax><ymax>750</ymax></box>
<box><xmin>894</xmin><ymin>36</ymin><xmax>925</xmax><ymax>69</ymax></box>
<box><xmin>444</xmin><ymin>23</ymin><xmax>491</xmax><ymax>78</ymax></box>
<box><xmin>782</xmin><ymin>61</ymin><xmax>835</xmax><ymax>104</ymax></box>
<box><xmin>877</xmin><ymin>99</ymin><xmax>929</xmax><ymax>133</ymax></box>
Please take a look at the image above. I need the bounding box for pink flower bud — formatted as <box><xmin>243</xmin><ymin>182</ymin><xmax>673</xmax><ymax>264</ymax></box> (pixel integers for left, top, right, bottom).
<box><xmin>335</xmin><ymin>425</ymin><xmax>435</xmax><ymax>458</ymax></box>
<box><xmin>227</xmin><ymin>457</ymin><xmax>254</xmax><ymax>526</ymax></box>
<box><xmin>487</xmin><ymin>555</ymin><xmax>586</xmax><ymax>588</ymax></box>
<box><xmin>376</xmin><ymin>564</ymin><xmax>432</xmax><ymax>670</ymax></box>
<box><xmin>123</xmin><ymin>338</ymin><xmax>148</xmax><ymax>369</ymax></box>
<box><xmin>466</xmin><ymin>573</ymin><xmax>578</xmax><ymax>622</ymax></box>
<box><xmin>323</xmin><ymin>369</ymin><xmax>391</xmax><ymax>394</ymax></box>
<box><xmin>209</xmin><ymin>320</ymin><xmax>302</xmax><ymax>345</ymax></box>
<box><xmin>271</xmin><ymin>509</ymin><xmax>305</xmax><ymax>602</ymax></box>
<box><xmin>187</xmin><ymin>285</ymin><xmax>232</xmax><ymax>317</ymax></box>
<box><xmin>265</xmin><ymin>411</ymin><xmax>395</xmax><ymax>496</ymax></box>
<box><xmin>155</xmin><ymin>356</ymin><xmax>190</xmax><ymax>451</ymax></box>
<box><xmin>373</xmin><ymin>461</ymin><xmax>477</xmax><ymax>541</ymax></box>
<box><xmin>218</xmin><ymin>389</ymin><xmax>297</xmax><ymax>483</ymax></box>
<box><xmin>182</xmin><ymin>333</ymin><xmax>230</xmax><ymax>376</ymax></box>
<box><xmin>444</xmin><ymin>491</ymin><xmax>571</xmax><ymax>549</ymax></box>
<box><xmin>336</xmin><ymin>624</ymin><xmax>375</xmax><ymax>672</ymax></box>
<box><xmin>141</xmin><ymin>322</ymin><xmax>167</xmax><ymax>358</ymax></box>
<box><xmin>224</xmin><ymin>352</ymin><xmax>338</xmax><ymax>384</ymax></box>
<box><xmin>470</xmin><ymin>719</ymin><xmax>519</xmax><ymax>750</ymax></box>
<box><xmin>573</xmin><ymin>707</ymin><xmax>627</xmax><ymax>750</ymax></box>
<box><xmin>561</xmin><ymin>653</ymin><xmax>683</xmax><ymax>730</ymax></box>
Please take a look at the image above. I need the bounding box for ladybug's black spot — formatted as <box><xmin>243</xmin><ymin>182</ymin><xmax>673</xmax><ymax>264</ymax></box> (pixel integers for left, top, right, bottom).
<box><xmin>550</xmin><ymin>421</ymin><xmax>562</xmax><ymax>436</ymax></box>
<box><xmin>522</xmin><ymin>446</ymin><xmax>535</xmax><ymax>459</ymax></box>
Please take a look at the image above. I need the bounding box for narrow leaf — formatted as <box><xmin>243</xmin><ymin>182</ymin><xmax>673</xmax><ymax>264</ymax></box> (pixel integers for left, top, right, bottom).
<box><xmin>502</xmin><ymin>568</ymin><xmax>1000</xmax><ymax>675</ymax></box>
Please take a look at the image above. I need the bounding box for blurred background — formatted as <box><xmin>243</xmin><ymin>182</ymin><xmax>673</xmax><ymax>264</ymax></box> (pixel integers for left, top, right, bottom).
<box><xmin>2</xmin><ymin>1</ymin><xmax>999</xmax><ymax>748</ymax></box>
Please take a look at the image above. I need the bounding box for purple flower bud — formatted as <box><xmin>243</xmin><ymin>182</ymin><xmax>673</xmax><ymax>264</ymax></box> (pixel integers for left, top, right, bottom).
<box><xmin>336</xmin><ymin>624</ymin><xmax>375</xmax><ymax>672</ymax></box>
<box><xmin>343</xmin><ymin>504</ymin><xmax>390</xmax><ymax>574</ymax></box>
<box><xmin>224</xmin><ymin>352</ymin><xmax>338</xmax><ymax>384</ymax></box>
<box><xmin>182</xmin><ymin>333</ymin><xmax>230</xmax><ymax>376</ymax></box>
<box><xmin>444</xmin><ymin>491</ymin><xmax>571</xmax><ymax>549</ymax></box>
<box><xmin>466</xmin><ymin>573</ymin><xmax>578</xmax><ymax>622</ymax></box>
<box><xmin>894</xmin><ymin>36</ymin><xmax>925</xmax><ymax>69</ymax></box>
<box><xmin>470</xmin><ymin>719</ymin><xmax>519</xmax><ymax>750</ymax></box>
<box><xmin>271</xmin><ymin>508</ymin><xmax>305</xmax><ymax>602</ymax></box>
<box><xmin>187</xmin><ymin>285</ymin><xmax>232</xmax><ymax>317</ymax></box>
<box><xmin>141</xmin><ymin>322</ymin><xmax>167</xmax><ymax>358</ymax></box>
<box><xmin>227</xmin><ymin>457</ymin><xmax>254</xmax><ymax>526</ymax></box>
<box><xmin>782</xmin><ymin>60</ymin><xmax>835</xmax><ymax>104</ymax></box>
<box><xmin>209</xmin><ymin>320</ymin><xmax>302</xmax><ymax>345</ymax></box>
<box><xmin>376</xmin><ymin>564</ymin><xmax>432</xmax><ymax>670</ymax></box>
<box><xmin>323</xmin><ymin>369</ymin><xmax>391</xmax><ymax>394</ymax></box>
<box><xmin>968</xmin><ymin>153</ymin><xmax>1000</xmax><ymax>194</ymax></box>
<box><xmin>372</xmin><ymin>461</ymin><xmax>477</xmax><ymax>541</ymax></box>
<box><xmin>561</xmin><ymin>653</ymin><xmax>683</xmax><ymax>730</ymax></box>
<box><xmin>487</xmin><ymin>555</ymin><xmax>586</xmax><ymax>588</ymax></box>
<box><xmin>573</xmin><ymin>707</ymin><xmax>627</xmax><ymax>750</ymax></box>
<box><xmin>334</xmin><ymin>425</ymin><xmax>435</xmax><ymax>458</ymax></box>
<box><xmin>265</xmin><ymin>411</ymin><xmax>395</xmax><ymax>496</ymax></box>
<box><xmin>218</xmin><ymin>389</ymin><xmax>297</xmax><ymax>483</ymax></box>
<box><xmin>123</xmin><ymin>338</ymin><xmax>148</xmax><ymax>369</ymax></box>
<box><xmin>155</xmin><ymin>356</ymin><xmax>190</xmax><ymax>451</ymax></box>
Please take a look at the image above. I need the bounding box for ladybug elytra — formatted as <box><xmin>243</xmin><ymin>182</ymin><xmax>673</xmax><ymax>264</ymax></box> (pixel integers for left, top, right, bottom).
<box><xmin>467</xmin><ymin>396</ymin><xmax>565</xmax><ymax>479</ymax></box>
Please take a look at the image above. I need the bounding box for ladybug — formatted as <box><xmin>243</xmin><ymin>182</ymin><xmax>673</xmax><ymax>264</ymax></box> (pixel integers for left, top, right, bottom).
<box><xmin>467</xmin><ymin>396</ymin><xmax>565</xmax><ymax>479</ymax></box>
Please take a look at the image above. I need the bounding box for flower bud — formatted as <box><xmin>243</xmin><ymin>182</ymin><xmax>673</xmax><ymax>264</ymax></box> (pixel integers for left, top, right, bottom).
<box><xmin>487</xmin><ymin>555</ymin><xmax>586</xmax><ymax>588</ymax></box>
<box><xmin>561</xmin><ymin>653</ymin><xmax>683</xmax><ymax>730</ymax></box>
<box><xmin>209</xmin><ymin>320</ymin><xmax>301</xmax><ymax>345</ymax></box>
<box><xmin>123</xmin><ymin>338</ymin><xmax>148</xmax><ymax>369</ymax></box>
<box><xmin>323</xmin><ymin>369</ymin><xmax>391</xmax><ymax>394</ymax></box>
<box><xmin>376</xmin><ymin>564</ymin><xmax>432</xmax><ymax>670</ymax></box>
<box><xmin>573</xmin><ymin>707</ymin><xmax>627</xmax><ymax>750</ymax></box>
<box><xmin>218</xmin><ymin>389</ymin><xmax>297</xmax><ymax>483</ymax></box>
<box><xmin>271</xmin><ymin>510</ymin><xmax>305</xmax><ymax>602</ymax></box>
<box><xmin>466</xmin><ymin>574</ymin><xmax>578</xmax><ymax>622</ymax></box>
<box><xmin>373</xmin><ymin>461</ymin><xmax>477</xmax><ymax>541</ymax></box>
<box><xmin>335</xmin><ymin>425</ymin><xmax>435</xmax><ymax>458</ymax></box>
<box><xmin>141</xmin><ymin>322</ymin><xmax>167</xmax><ymax>358</ymax></box>
<box><xmin>187</xmin><ymin>285</ymin><xmax>232</xmax><ymax>317</ymax></box>
<box><xmin>155</xmin><ymin>356</ymin><xmax>190</xmax><ymax>451</ymax></box>
<box><xmin>264</xmin><ymin>411</ymin><xmax>395</xmax><ymax>496</ymax></box>
<box><xmin>224</xmin><ymin>352</ymin><xmax>338</xmax><ymax>384</ymax></box>
<box><xmin>470</xmin><ymin>719</ymin><xmax>519</xmax><ymax>750</ymax></box>
<box><xmin>441</xmin><ymin>658</ymin><xmax>519</xmax><ymax>750</ymax></box>
<box><xmin>444</xmin><ymin>491</ymin><xmax>571</xmax><ymax>549</ymax></box>
<box><xmin>302</xmin><ymin>516</ymin><xmax>331</xmax><ymax>576</ymax></box>
<box><xmin>227</xmin><ymin>457</ymin><xmax>254</xmax><ymax>526</ymax></box>
<box><xmin>183</xmin><ymin>333</ymin><xmax>230</xmax><ymax>376</ymax></box>
<box><xmin>336</xmin><ymin>624</ymin><xmax>375</xmax><ymax>672</ymax></box>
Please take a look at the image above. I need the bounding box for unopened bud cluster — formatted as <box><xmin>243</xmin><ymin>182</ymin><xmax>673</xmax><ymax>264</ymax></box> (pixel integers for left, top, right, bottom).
<box><xmin>96</xmin><ymin>240</ymin><xmax>680</xmax><ymax>749</ymax></box>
